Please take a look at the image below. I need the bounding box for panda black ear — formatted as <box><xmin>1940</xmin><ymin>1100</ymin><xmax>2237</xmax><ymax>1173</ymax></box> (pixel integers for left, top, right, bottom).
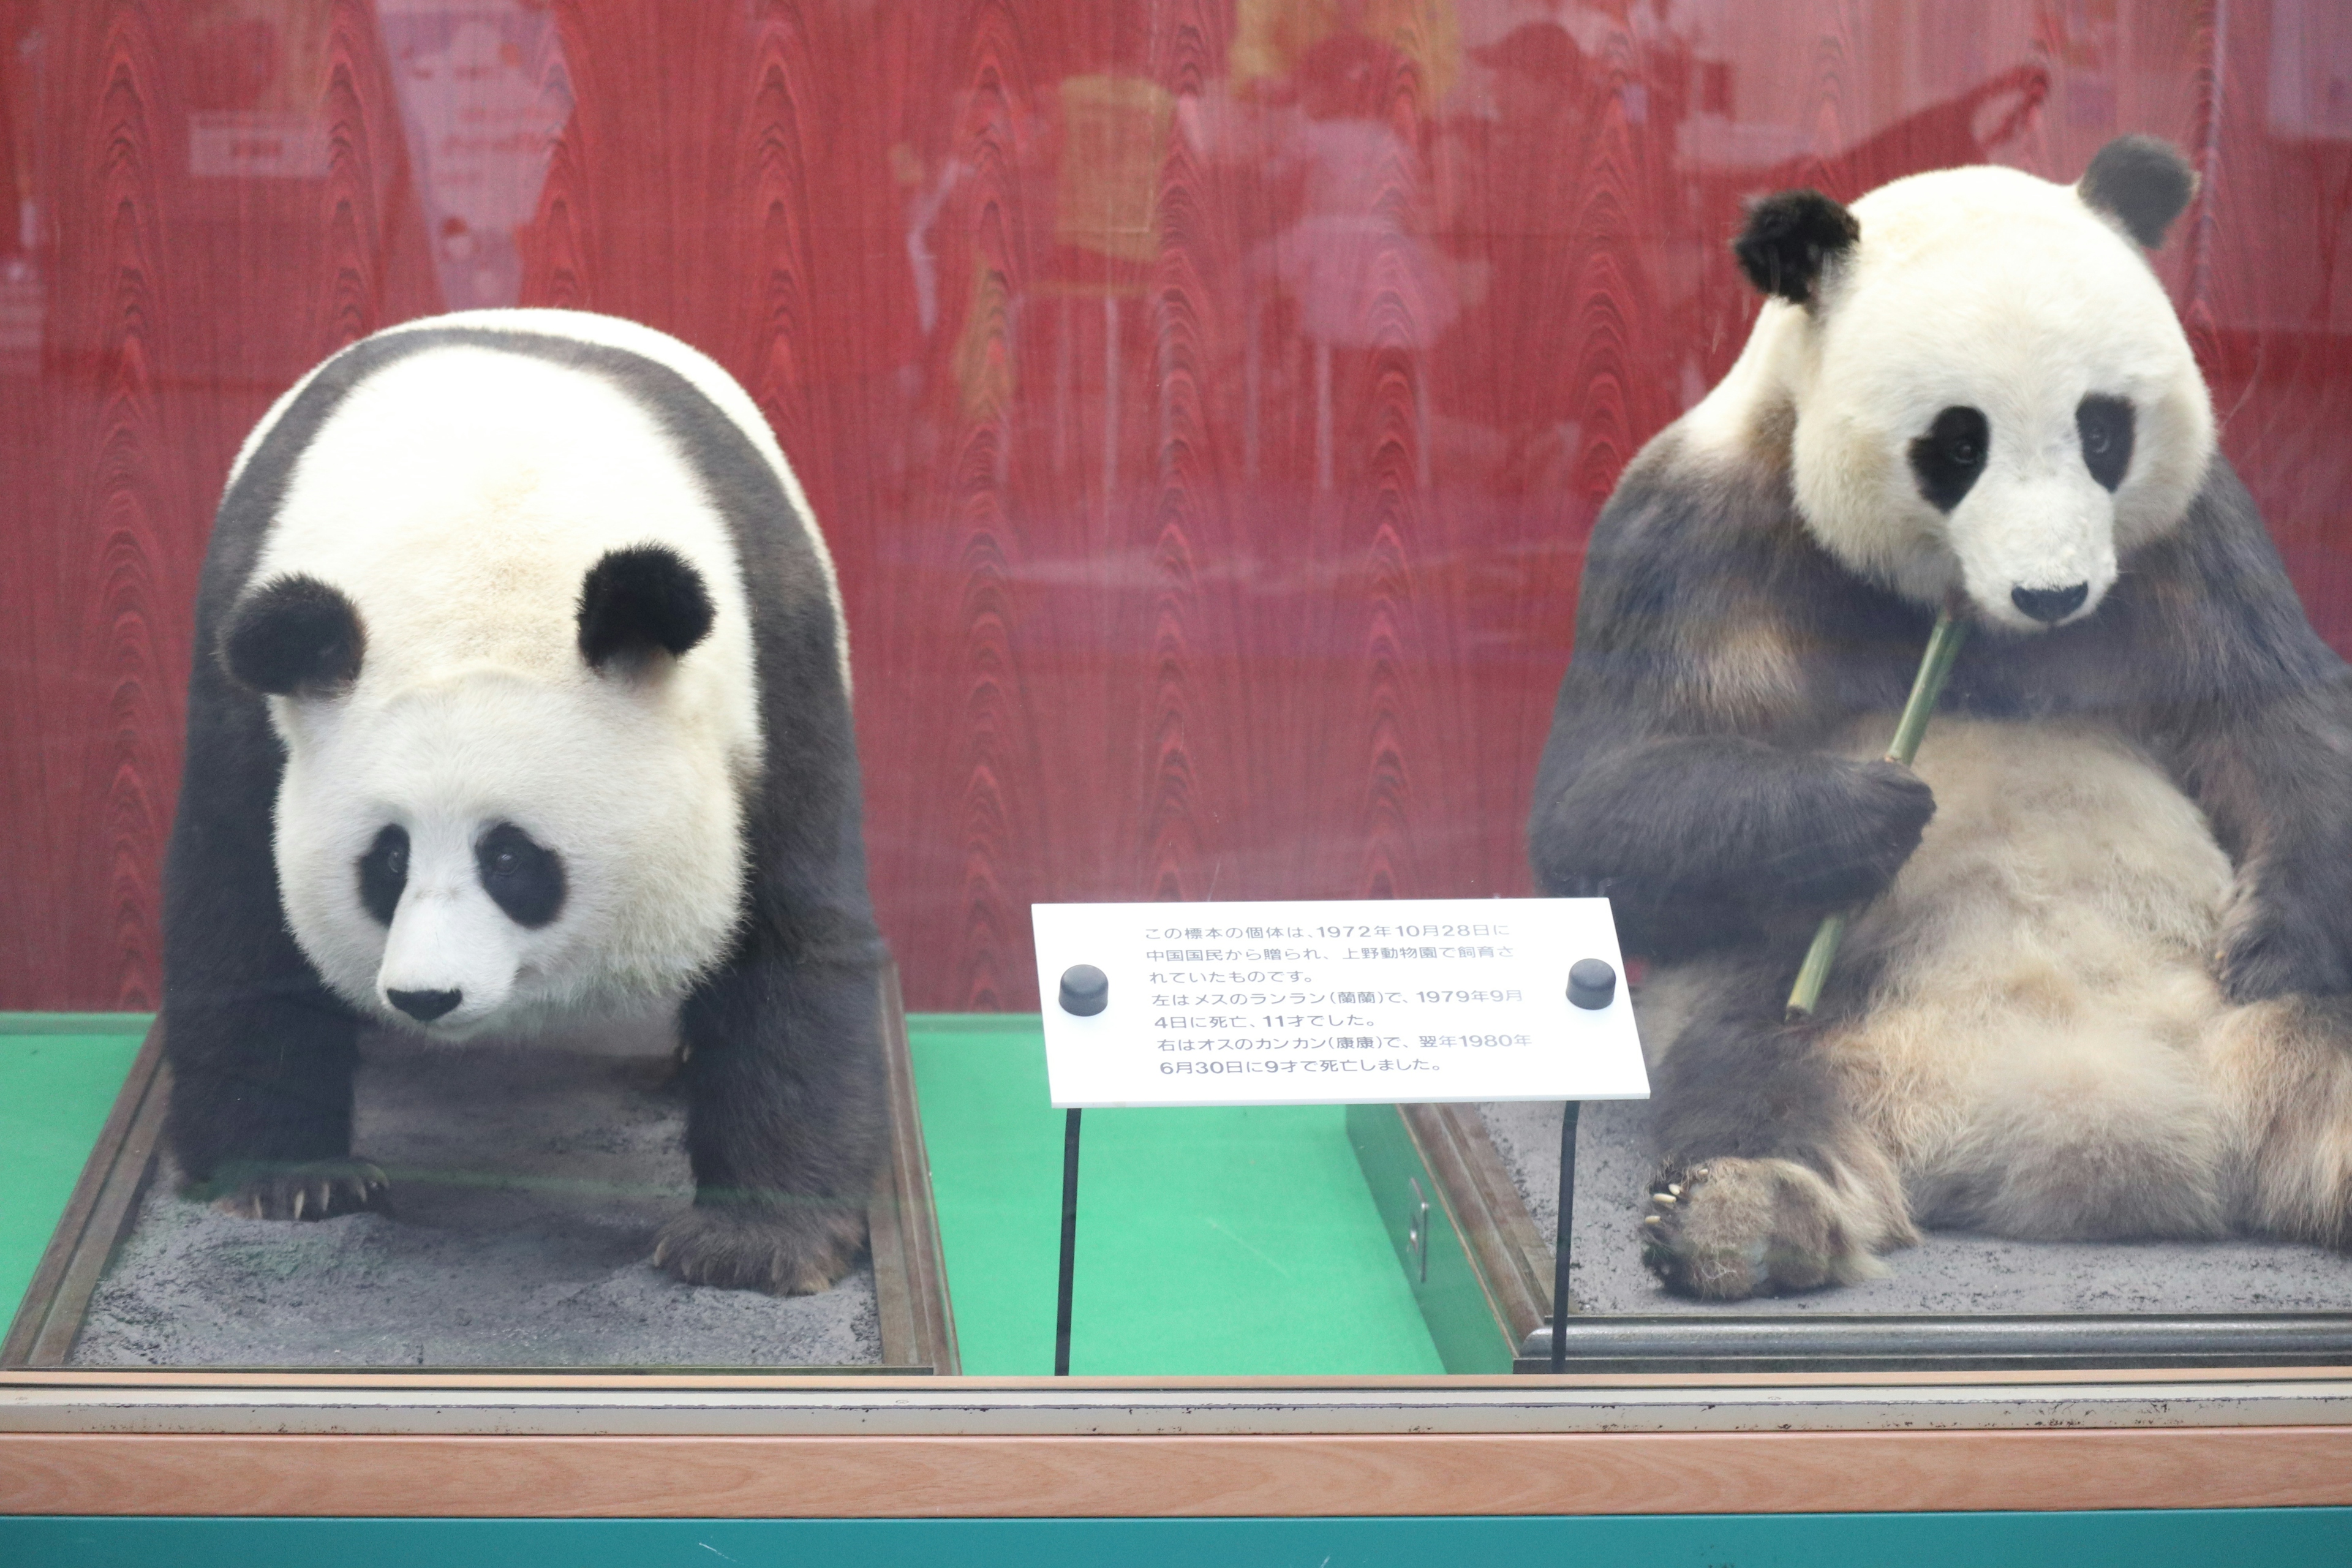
<box><xmin>1733</xmin><ymin>189</ymin><xmax>1859</xmax><ymax>306</ymax></box>
<box><xmin>221</xmin><ymin>575</ymin><xmax>366</xmax><ymax>696</ymax></box>
<box><xmin>2078</xmin><ymin>135</ymin><xmax>2197</xmax><ymax>249</ymax></box>
<box><xmin>577</xmin><ymin>545</ymin><xmax>715</xmax><ymax>673</ymax></box>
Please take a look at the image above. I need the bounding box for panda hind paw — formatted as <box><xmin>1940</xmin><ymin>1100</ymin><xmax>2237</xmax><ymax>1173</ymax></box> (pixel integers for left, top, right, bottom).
<box><xmin>208</xmin><ymin>1159</ymin><xmax>388</xmax><ymax>1221</ymax></box>
<box><xmin>1639</xmin><ymin>1161</ymin><xmax>1766</xmax><ymax>1300</ymax></box>
<box><xmin>1638</xmin><ymin>1156</ymin><xmax>1868</xmax><ymax>1301</ymax></box>
<box><xmin>653</xmin><ymin>1204</ymin><xmax>868</xmax><ymax>1296</ymax></box>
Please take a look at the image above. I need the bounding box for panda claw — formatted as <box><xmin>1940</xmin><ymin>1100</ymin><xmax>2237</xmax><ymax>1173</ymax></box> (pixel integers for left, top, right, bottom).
<box><xmin>212</xmin><ymin>1159</ymin><xmax>391</xmax><ymax>1221</ymax></box>
<box><xmin>1653</xmin><ymin>1191</ymin><xmax>1676</xmax><ymax>1206</ymax></box>
<box><xmin>652</xmin><ymin>1206</ymin><xmax>867</xmax><ymax>1296</ymax></box>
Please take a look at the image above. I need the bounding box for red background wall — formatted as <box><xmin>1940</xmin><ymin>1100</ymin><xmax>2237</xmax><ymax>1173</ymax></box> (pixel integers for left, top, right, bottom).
<box><xmin>3</xmin><ymin>1</ymin><xmax>2348</xmax><ymax>1014</ymax></box>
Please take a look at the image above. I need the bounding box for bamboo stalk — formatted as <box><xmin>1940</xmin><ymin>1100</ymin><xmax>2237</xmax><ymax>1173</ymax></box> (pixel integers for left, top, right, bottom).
<box><xmin>1785</xmin><ymin>606</ymin><xmax>1970</xmax><ymax>1020</ymax></box>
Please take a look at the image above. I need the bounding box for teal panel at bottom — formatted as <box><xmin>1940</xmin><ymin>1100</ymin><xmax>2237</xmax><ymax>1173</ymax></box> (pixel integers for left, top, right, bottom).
<box><xmin>5</xmin><ymin>1511</ymin><xmax>2348</xmax><ymax>1567</ymax></box>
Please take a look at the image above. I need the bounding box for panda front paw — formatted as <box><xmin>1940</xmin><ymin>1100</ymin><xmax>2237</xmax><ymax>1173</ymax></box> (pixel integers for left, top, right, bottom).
<box><xmin>2216</xmin><ymin>874</ymin><xmax>2352</xmax><ymax>1003</ymax></box>
<box><xmin>206</xmin><ymin>1159</ymin><xmax>388</xmax><ymax>1221</ymax></box>
<box><xmin>1638</xmin><ymin>1157</ymin><xmax>1874</xmax><ymax>1300</ymax></box>
<box><xmin>652</xmin><ymin>1204</ymin><xmax>867</xmax><ymax>1296</ymax></box>
<box><xmin>1771</xmin><ymin>759</ymin><xmax>1936</xmax><ymax>915</ymax></box>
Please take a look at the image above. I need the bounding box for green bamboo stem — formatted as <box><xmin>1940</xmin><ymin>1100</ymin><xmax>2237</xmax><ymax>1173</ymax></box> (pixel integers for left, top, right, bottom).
<box><xmin>1785</xmin><ymin>606</ymin><xmax>1970</xmax><ymax>1021</ymax></box>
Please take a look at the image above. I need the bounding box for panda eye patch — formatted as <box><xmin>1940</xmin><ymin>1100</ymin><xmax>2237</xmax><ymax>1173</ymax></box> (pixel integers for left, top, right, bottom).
<box><xmin>2076</xmin><ymin>394</ymin><xmax>2135</xmax><ymax>491</ymax></box>
<box><xmin>475</xmin><ymin>822</ymin><xmax>565</xmax><ymax>929</ymax></box>
<box><xmin>357</xmin><ymin>825</ymin><xmax>409</xmax><ymax>927</ymax></box>
<box><xmin>1908</xmin><ymin>405</ymin><xmax>1991</xmax><ymax>511</ymax></box>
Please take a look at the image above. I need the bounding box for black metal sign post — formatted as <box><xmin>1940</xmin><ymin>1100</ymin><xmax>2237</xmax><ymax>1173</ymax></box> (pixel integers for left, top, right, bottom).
<box><xmin>1053</xmin><ymin>1107</ymin><xmax>1082</xmax><ymax>1377</ymax></box>
<box><xmin>1045</xmin><ymin>957</ymin><xmax>1615</xmax><ymax>1376</ymax></box>
<box><xmin>1052</xmin><ymin>965</ymin><xmax>1109</xmax><ymax>1377</ymax></box>
<box><xmin>1548</xmin><ymin>957</ymin><xmax>1615</xmax><ymax>1372</ymax></box>
<box><xmin>1550</xmin><ymin>1099</ymin><xmax>1580</xmax><ymax>1373</ymax></box>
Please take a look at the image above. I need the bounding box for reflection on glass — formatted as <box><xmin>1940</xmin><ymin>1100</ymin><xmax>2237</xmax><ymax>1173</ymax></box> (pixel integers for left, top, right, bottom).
<box><xmin>0</xmin><ymin>1</ymin><xmax>2348</xmax><ymax>1379</ymax></box>
<box><xmin>381</xmin><ymin>0</ymin><xmax>568</xmax><ymax>309</ymax></box>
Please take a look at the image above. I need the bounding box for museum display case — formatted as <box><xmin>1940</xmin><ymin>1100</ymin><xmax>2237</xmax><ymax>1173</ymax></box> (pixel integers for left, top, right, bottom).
<box><xmin>5</xmin><ymin>0</ymin><xmax>2352</xmax><ymax>1523</ymax></box>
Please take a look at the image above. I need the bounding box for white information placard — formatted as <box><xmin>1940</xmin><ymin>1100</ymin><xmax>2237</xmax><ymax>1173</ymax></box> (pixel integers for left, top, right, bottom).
<box><xmin>1031</xmin><ymin>899</ymin><xmax>1649</xmax><ymax>1109</ymax></box>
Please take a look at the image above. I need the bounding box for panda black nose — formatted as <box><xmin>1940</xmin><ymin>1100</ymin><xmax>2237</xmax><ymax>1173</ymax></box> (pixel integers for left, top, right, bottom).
<box><xmin>387</xmin><ymin>987</ymin><xmax>462</xmax><ymax>1022</ymax></box>
<box><xmin>2011</xmin><ymin>583</ymin><xmax>2089</xmax><ymax>624</ymax></box>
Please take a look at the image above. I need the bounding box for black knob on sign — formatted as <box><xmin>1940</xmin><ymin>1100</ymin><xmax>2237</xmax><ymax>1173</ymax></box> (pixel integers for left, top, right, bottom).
<box><xmin>1567</xmin><ymin>959</ymin><xmax>1616</xmax><ymax>1011</ymax></box>
<box><xmin>1059</xmin><ymin>965</ymin><xmax>1110</xmax><ymax>1017</ymax></box>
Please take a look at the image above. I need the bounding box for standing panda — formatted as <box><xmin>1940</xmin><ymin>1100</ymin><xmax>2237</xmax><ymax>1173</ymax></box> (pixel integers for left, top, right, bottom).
<box><xmin>162</xmin><ymin>309</ymin><xmax>886</xmax><ymax>1296</ymax></box>
<box><xmin>1529</xmin><ymin>138</ymin><xmax>2352</xmax><ymax>1300</ymax></box>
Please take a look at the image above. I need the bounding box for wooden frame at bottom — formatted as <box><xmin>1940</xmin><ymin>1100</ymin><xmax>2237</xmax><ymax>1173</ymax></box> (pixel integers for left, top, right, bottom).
<box><xmin>4</xmin><ymin>1426</ymin><xmax>2350</xmax><ymax>1516</ymax></box>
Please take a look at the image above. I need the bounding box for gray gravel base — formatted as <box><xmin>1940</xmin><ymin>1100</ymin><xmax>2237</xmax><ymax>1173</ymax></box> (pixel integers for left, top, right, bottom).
<box><xmin>1482</xmin><ymin>1098</ymin><xmax>2352</xmax><ymax>1313</ymax></box>
<box><xmin>69</xmin><ymin>1030</ymin><xmax>880</xmax><ymax>1368</ymax></box>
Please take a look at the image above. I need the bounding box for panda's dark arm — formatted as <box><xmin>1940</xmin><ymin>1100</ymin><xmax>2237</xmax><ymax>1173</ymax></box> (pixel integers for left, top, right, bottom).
<box><xmin>1531</xmin><ymin>699</ymin><xmax>1937</xmax><ymax>962</ymax></box>
<box><xmin>160</xmin><ymin>638</ymin><xmax>364</xmax><ymax>1187</ymax></box>
<box><xmin>2127</xmin><ymin>459</ymin><xmax>2352</xmax><ymax>1001</ymax></box>
<box><xmin>1532</xmin><ymin>725</ymin><xmax>1938</xmax><ymax>959</ymax></box>
<box><xmin>1528</xmin><ymin>449</ymin><xmax>1935</xmax><ymax>961</ymax></box>
<box><xmin>661</xmin><ymin>581</ymin><xmax>891</xmax><ymax>1292</ymax></box>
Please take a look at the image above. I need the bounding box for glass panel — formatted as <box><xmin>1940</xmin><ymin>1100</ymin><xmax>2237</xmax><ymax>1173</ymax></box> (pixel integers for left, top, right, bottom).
<box><xmin>2</xmin><ymin>0</ymin><xmax>2350</xmax><ymax>1380</ymax></box>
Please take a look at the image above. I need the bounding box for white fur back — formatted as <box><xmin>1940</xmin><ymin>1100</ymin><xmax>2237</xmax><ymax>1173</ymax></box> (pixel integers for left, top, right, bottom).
<box><xmin>230</xmin><ymin>309</ymin><xmax>849</xmax><ymax>689</ymax></box>
<box><xmin>256</xmin><ymin>343</ymin><xmax>763</xmax><ymax>776</ymax></box>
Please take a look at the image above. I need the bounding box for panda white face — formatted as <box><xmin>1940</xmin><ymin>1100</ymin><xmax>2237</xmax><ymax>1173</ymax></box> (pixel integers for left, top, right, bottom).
<box><xmin>1774</xmin><ymin>165</ymin><xmax>2215</xmax><ymax>633</ymax></box>
<box><xmin>224</xmin><ymin>341</ymin><xmax>769</xmax><ymax>1041</ymax></box>
<box><xmin>270</xmin><ymin>670</ymin><xmax>749</xmax><ymax>1039</ymax></box>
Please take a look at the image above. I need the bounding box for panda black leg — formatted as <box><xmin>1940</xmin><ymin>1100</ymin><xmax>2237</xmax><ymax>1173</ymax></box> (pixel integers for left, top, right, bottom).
<box><xmin>161</xmin><ymin>672</ymin><xmax>386</xmax><ymax>1224</ymax></box>
<box><xmin>1639</xmin><ymin>981</ymin><xmax>1912</xmax><ymax>1300</ymax></box>
<box><xmin>163</xmin><ymin>996</ymin><xmax>383</xmax><ymax>1221</ymax></box>
<box><xmin>662</xmin><ymin>941</ymin><xmax>888</xmax><ymax>1295</ymax></box>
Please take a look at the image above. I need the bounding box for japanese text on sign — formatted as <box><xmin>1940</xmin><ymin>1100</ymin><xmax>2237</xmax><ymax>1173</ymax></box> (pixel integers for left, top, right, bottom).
<box><xmin>1032</xmin><ymin>899</ymin><xmax>1649</xmax><ymax>1108</ymax></box>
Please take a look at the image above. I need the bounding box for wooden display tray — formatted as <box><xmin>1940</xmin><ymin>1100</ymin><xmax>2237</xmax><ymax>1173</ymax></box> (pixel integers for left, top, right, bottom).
<box><xmin>1354</xmin><ymin>1101</ymin><xmax>2352</xmax><ymax>1375</ymax></box>
<box><xmin>1</xmin><ymin>965</ymin><xmax>958</xmax><ymax>1374</ymax></box>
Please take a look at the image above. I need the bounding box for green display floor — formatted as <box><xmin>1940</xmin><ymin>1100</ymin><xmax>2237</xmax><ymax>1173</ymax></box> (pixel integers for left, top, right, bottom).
<box><xmin>0</xmin><ymin>1014</ymin><xmax>149</xmax><ymax>1321</ymax></box>
<box><xmin>1</xmin><ymin>1011</ymin><xmax>1444</xmax><ymax>1376</ymax></box>
<box><xmin>905</xmin><ymin>1014</ymin><xmax>1440</xmax><ymax>1375</ymax></box>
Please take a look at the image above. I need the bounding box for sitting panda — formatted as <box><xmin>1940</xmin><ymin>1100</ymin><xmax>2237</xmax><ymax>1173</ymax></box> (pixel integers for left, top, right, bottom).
<box><xmin>1529</xmin><ymin>137</ymin><xmax>2352</xmax><ymax>1300</ymax></box>
<box><xmin>161</xmin><ymin>309</ymin><xmax>886</xmax><ymax>1295</ymax></box>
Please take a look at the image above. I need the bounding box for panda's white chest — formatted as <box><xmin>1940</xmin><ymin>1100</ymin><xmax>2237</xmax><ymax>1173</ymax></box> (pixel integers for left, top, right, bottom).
<box><xmin>1822</xmin><ymin>715</ymin><xmax>2235</xmax><ymax>1185</ymax></box>
<box><xmin>1843</xmin><ymin>714</ymin><xmax>2231</xmax><ymax>990</ymax></box>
